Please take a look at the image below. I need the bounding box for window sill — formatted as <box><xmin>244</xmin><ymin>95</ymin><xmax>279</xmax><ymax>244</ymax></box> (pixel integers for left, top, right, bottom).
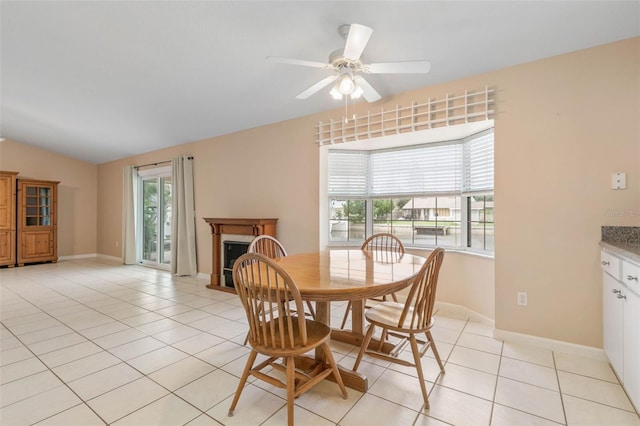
<box><xmin>326</xmin><ymin>243</ymin><xmax>494</xmax><ymax>260</ymax></box>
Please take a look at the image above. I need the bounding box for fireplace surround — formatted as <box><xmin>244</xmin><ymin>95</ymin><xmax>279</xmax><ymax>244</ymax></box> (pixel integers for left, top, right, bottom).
<box><xmin>203</xmin><ymin>218</ymin><xmax>278</xmax><ymax>290</ymax></box>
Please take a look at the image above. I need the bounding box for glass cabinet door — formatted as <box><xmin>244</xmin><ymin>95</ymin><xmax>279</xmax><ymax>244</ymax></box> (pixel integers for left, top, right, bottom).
<box><xmin>25</xmin><ymin>185</ymin><xmax>52</xmax><ymax>227</ymax></box>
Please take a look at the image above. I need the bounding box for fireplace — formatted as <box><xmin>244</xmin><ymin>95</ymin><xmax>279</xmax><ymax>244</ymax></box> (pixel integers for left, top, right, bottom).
<box><xmin>202</xmin><ymin>218</ymin><xmax>278</xmax><ymax>290</ymax></box>
<box><xmin>223</xmin><ymin>240</ymin><xmax>250</xmax><ymax>288</ymax></box>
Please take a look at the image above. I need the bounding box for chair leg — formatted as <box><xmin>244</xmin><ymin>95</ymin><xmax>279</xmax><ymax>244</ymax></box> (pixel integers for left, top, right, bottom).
<box><xmin>426</xmin><ymin>331</ymin><xmax>445</xmax><ymax>373</ymax></box>
<box><xmin>228</xmin><ymin>350</ymin><xmax>258</xmax><ymax>416</ymax></box>
<box><xmin>321</xmin><ymin>342</ymin><xmax>348</xmax><ymax>398</ymax></box>
<box><xmin>286</xmin><ymin>356</ymin><xmax>295</xmax><ymax>426</ymax></box>
<box><xmin>409</xmin><ymin>333</ymin><xmax>430</xmax><ymax>409</ymax></box>
<box><xmin>353</xmin><ymin>324</ymin><xmax>376</xmax><ymax>372</ymax></box>
<box><xmin>339</xmin><ymin>301</ymin><xmax>352</xmax><ymax>329</ymax></box>
<box><xmin>377</xmin><ymin>329</ymin><xmax>388</xmax><ymax>351</ymax></box>
<box><xmin>305</xmin><ymin>301</ymin><xmax>316</xmax><ymax>319</ymax></box>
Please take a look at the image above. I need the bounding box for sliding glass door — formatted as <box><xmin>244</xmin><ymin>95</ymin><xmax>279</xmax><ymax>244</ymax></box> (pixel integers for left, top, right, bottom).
<box><xmin>138</xmin><ymin>167</ymin><xmax>172</xmax><ymax>269</ymax></box>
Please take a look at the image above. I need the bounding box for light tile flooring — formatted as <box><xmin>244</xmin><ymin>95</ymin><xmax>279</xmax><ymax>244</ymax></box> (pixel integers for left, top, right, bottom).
<box><xmin>1</xmin><ymin>258</ymin><xmax>639</xmax><ymax>426</ymax></box>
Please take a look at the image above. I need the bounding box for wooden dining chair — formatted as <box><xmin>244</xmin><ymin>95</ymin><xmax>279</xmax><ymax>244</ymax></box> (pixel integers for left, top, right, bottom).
<box><xmin>340</xmin><ymin>232</ymin><xmax>405</xmax><ymax>329</ymax></box>
<box><xmin>248</xmin><ymin>235</ymin><xmax>315</xmax><ymax>319</ymax></box>
<box><xmin>247</xmin><ymin>234</ymin><xmax>287</xmax><ymax>259</ymax></box>
<box><xmin>352</xmin><ymin>247</ymin><xmax>445</xmax><ymax>409</ymax></box>
<box><xmin>228</xmin><ymin>253</ymin><xmax>348</xmax><ymax>426</ymax></box>
<box><xmin>361</xmin><ymin>232</ymin><xmax>406</xmax><ymax>255</ymax></box>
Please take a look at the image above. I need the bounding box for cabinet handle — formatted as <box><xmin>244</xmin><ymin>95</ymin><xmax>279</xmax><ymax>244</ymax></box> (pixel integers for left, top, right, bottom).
<box><xmin>626</xmin><ymin>275</ymin><xmax>638</xmax><ymax>282</ymax></box>
<box><xmin>612</xmin><ymin>289</ymin><xmax>621</xmax><ymax>294</ymax></box>
<box><xmin>617</xmin><ymin>293</ymin><xmax>627</xmax><ymax>300</ymax></box>
<box><xmin>601</xmin><ymin>261</ymin><xmax>610</xmax><ymax>266</ymax></box>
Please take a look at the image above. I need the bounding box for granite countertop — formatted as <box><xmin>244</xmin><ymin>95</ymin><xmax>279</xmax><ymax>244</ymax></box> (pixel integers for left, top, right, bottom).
<box><xmin>600</xmin><ymin>241</ymin><xmax>640</xmax><ymax>264</ymax></box>
<box><xmin>601</xmin><ymin>226</ymin><xmax>640</xmax><ymax>264</ymax></box>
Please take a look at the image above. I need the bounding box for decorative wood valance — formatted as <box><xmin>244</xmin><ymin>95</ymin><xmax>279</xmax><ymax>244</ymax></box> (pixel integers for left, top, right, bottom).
<box><xmin>316</xmin><ymin>85</ymin><xmax>494</xmax><ymax>146</ymax></box>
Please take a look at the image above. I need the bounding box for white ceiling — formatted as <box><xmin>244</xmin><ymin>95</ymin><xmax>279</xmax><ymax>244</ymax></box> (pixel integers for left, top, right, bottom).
<box><xmin>1</xmin><ymin>1</ymin><xmax>638</xmax><ymax>164</ymax></box>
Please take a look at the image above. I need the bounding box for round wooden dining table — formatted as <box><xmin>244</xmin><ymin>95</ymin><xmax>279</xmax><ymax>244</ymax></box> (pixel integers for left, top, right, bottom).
<box><xmin>275</xmin><ymin>249</ymin><xmax>426</xmax><ymax>391</ymax></box>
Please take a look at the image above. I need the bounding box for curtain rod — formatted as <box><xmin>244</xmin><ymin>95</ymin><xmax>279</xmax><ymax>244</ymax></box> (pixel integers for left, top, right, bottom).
<box><xmin>135</xmin><ymin>156</ymin><xmax>193</xmax><ymax>169</ymax></box>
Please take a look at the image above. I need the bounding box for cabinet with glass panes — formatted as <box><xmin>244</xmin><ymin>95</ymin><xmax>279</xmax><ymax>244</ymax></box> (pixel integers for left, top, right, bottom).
<box><xmin>17</xmin><ymin>179</ymin><xmax>59</xmax><ymax>265</ymax></box>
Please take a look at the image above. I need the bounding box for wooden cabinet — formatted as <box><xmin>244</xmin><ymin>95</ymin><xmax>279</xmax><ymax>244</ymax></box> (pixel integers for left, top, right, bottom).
<box><xmin>0</xmin><ymin>171</ymin><xmax>18</xmax><ymax>266</ymax></box>
<box><xmin>17</xmin><ymin>179</ymin><xmax>59</xmax><ymax>265</ymax></box>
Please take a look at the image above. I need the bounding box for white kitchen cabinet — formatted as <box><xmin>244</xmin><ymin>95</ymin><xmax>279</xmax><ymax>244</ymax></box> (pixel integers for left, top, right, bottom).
<box><xmin>601</xmin><ymin>248</ymin><xmax>640</xmax><ymax>413</ymax></box>
<box><xmin>603</xmin><ymin>271</ymin><xmax>624</xmax><ymax>377</ymax></box>
<box><xmin>601</xmin><ymin>250</ymin><xmax>621</xmax><ymax>280</ymax></box>
<box><xmin>624</xmin><ymin>288</ymin><xmax>640</xmax><ymax>413</ymax></box>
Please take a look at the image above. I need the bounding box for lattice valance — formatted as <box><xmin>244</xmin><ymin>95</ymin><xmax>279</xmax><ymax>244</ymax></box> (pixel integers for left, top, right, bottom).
<box><xmin>316</xmin><ymin>85</ymin><xmax>494</xmax><ymax>146</ymax></box>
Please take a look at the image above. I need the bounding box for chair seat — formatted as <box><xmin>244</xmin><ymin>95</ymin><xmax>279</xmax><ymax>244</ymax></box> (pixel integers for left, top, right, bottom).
<box><xmin>250</xmin><ymin>317</ymin><xmax>331</xmax><ymax>356</ymax></box>
<box><xmin>365</xmin><ymin>301</ymin><xmax>434</xmax><ymax>332</ymax></box>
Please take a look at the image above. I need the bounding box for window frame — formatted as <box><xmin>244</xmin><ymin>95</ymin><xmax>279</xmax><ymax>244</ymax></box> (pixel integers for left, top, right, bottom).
<box><xmin>322</xmin><ymin>125</ymin><xmax>494</xmax><ymax>255</ymax></box>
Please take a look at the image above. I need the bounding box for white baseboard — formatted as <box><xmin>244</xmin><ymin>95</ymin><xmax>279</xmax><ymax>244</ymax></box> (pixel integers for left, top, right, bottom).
<box><xmin>58</xmin><ymin>253</ymin><xmax>99</xmax><ymax>261</ymax></box>
<box><xmin>57</xmin><ymin>253</ymin><xmax>125</xmax><ymax>264</ymax></box>
<box><xmin>28</xmin><ymin>257</ymin><xmax>612</xmax><ymax>361</ymax></box>
<box><xmin>61</xmin><ymin>254</ymin><xmax>210</xmax><ymax>278</ymax></box>
<box><xmin>96</xmin><ymin>254</ymin><xmax>124</xmax><ymax>263</ymax></box>
<box><xmin>493</xmin><ymin>328</ymin><xmax>607</xmax><ymax>361</ymax></box>
<box><xmin>434</xmin><ymin>301</ymin><xmax>495</xmax><ymax>326</ymax></box>
<box><xmin>432</xmin><ymin>301</ymin><xmax>606</xmax><ymax>361</ymax></box>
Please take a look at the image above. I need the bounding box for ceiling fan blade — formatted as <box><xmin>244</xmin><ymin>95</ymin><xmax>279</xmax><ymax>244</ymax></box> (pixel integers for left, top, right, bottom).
<box><xmin>354</xmin><ymin>75</ymin><xmax>381</xmax><ymax>103</ymax></box>
<box><xmin>296</xmin><ymin>75</ymin><xmax>338</xmax><ymax>99</ymax></box>
<box><xmin>365</xmin><ymin>60</ymin><xmax>431</xmax><ymax>74</ymax></box>
<box><xmin>343</xmin><ymin>24</ymin><xmax>373</xmax><ymax>61</ymax></box>
<box><xmin>267</xmin><ymin>56</ymin><xmax>330</xmax><ymax>69</ymax></box>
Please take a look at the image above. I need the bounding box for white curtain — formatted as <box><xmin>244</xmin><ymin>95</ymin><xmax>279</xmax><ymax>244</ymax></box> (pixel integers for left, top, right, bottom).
<box><xmin>171</xmin><ymin>156</ymin><xmax>197</xmax><ymax>276</ymax></box>
<box><xmin>122</xmin><ymin>165</ymin><xmax>137</xmax><ymax>264</ymax></box>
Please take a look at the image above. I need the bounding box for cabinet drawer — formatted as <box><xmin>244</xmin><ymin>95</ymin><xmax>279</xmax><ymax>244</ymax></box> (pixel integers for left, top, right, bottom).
<box><xmin>601</xmin><ymin>250</ymin><xmax>621</xmax><ymax>280</ymax></box>
<box><xmin>622</xmin><ymin>260</ymin><xmax>640</xmax><ymax>296</ymax></box>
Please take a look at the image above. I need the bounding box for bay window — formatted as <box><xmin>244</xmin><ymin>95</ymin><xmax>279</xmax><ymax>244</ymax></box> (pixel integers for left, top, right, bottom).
<box><xmin>327</xmin><ymin>128</ymin><xmax>494</xmax><ymax>254</ymax></box>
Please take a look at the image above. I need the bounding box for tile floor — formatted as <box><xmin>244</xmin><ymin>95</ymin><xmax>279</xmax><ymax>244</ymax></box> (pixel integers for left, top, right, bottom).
<box><xmin>1</xmin><ymin>258</ymin><xmax>639</xmax><ymax>426</ymax></box>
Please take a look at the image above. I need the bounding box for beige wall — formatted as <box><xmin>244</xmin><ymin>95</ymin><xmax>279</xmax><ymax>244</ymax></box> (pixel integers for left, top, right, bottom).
<box><xmin>0</xmin><ymin>139</ymin><xmax>98</xmax><ymax>257</ymax></box>
<box><xmin>491</xmin><ymin>37</ymin><xmax>640</xmax><ymax>346</ymax></box>
<box><xmin>3</xmin><ymin>37</ymin><xmax>638</xmax><ymax>348</ymax></box>
<box><xmin>97</xmin><ymin>37</ymin><xmax>638</xmax><ymax>347</ymax></box>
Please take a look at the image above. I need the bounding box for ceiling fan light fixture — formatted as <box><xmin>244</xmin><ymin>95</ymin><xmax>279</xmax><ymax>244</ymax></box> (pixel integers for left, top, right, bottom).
<box><xmin>338</xmin><ymin>73</ymin><xmax>355</xmax><ymax>94</ymax></box>
<box><xmin>330</xmin><ymin>84</ymin><xmax>343</xmax><ymax>100</ymax></box>
<box><xmin>350</xmin><ymin>85</ymin><xmax>363</xmax><ymax>99</ymax></box>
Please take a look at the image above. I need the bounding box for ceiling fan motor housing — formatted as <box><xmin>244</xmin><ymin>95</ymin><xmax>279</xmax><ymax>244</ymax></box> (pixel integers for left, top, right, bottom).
<box><xmin>329</xmin><ymin>49</ymin><xmax>362</xmax><ymax>70</ymax></box>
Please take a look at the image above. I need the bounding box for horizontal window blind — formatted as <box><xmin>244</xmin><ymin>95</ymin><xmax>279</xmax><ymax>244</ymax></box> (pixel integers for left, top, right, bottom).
<box><xmin>328</xmin><ymin>129</ymin><xmax>493</xmax><ymax>197</ymax></box>
<box><xmin>370</xmin><ymin>143</ymin><xmax>461</xmax><ymax>196</ymax></box>
<box><xmin>328</xmin><ymin>151</ymin><xmax>368</xmax><ymax>196</ymax></box>
<box><xmin>463</xmin><ymin>130</ymin><xmax>494</xmax><ymax>194</ymax></box>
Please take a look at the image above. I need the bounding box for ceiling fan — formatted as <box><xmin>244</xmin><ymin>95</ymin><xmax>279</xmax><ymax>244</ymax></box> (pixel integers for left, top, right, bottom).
<box><xmin>267</xmin><ymin>23</ymin><xmax>431</xmax><ymax>103</ymax></box>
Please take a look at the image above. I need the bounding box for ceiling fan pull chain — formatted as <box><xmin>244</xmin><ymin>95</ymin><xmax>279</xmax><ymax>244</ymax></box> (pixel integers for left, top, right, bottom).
<box><xmin>344</xmin><ymin>97</ymin><xmax>349</xmax><ymax>123</ymax></box>
<box><xmin>351</xmin><ymin>95</ymin><xmax>356</xmax><ymax>122</ymax></box>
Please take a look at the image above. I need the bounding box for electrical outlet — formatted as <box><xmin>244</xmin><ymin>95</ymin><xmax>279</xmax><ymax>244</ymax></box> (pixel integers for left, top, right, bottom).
<box><xmin>517</xmin><ymin>292</ymin><xmax>528</xmax><ymax>306</ymax></box>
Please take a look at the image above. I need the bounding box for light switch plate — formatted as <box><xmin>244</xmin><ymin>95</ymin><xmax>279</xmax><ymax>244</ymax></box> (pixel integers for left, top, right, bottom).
<box><xmin>612</xmin><ymin>172</ymin><xmax>626</xmax><ymax>190</ymax></box>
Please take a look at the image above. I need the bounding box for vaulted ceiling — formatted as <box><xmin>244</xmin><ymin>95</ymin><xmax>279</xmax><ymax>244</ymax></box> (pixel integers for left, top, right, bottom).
<box><xmin>1</xmin><ymin>1</ymin><xmax>638</xmax><ymax>164</ymax></box>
